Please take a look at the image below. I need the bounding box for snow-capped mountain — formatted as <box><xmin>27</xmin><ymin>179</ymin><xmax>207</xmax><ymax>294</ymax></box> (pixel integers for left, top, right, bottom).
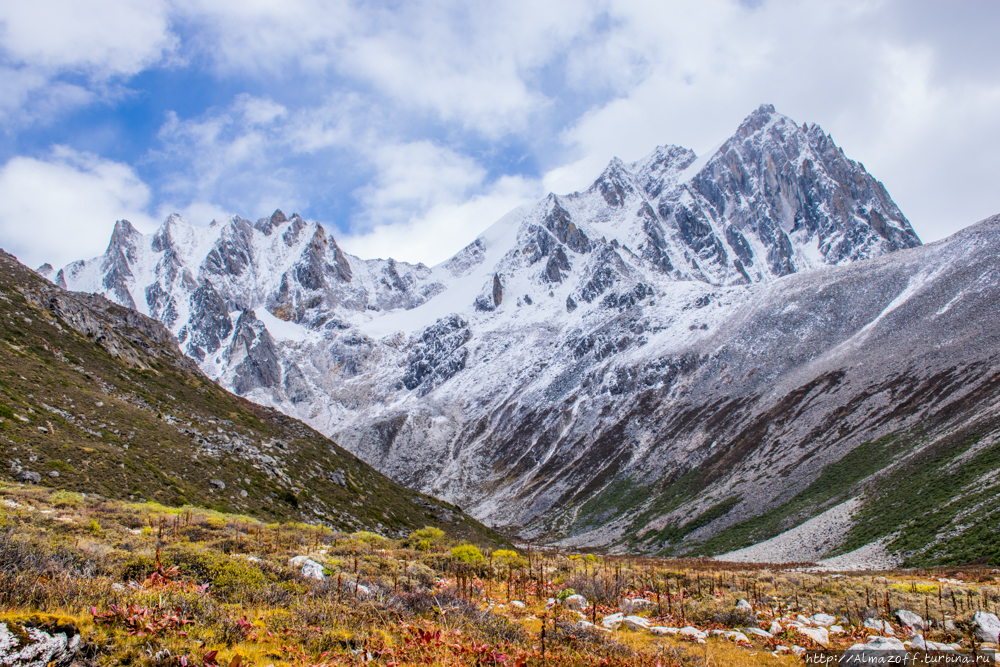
<box><xmin>51</xmin><ymin>104</ymin><xmax>1000</xmax><ymax>561</ymax></box>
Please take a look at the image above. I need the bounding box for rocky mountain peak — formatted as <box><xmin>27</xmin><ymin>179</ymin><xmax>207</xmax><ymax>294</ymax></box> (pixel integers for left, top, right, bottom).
<box><xmin>48</xmin><ymin>105</ymin><xmax>953</xmax><ymax>554</ymax></box>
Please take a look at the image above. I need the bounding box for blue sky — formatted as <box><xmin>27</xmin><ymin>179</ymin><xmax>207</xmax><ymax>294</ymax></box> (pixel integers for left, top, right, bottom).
<box><xmin>1</xmin><ymin>0</ymin><xmax>999</xmax><ymax>269</ymax></box>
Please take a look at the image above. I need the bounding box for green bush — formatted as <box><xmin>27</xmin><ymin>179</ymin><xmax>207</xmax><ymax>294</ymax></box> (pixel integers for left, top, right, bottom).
<box><xmin>451</xmin><ymin>544</ymin><xmax>484</xmax><ymax>565</ymax></box>
<box><xmin>407</xmin><ymin>526</ymin><xmax>445</xmax><ymax>550</ymax></box>
<box><xmin>211</xmin><ymin>558</ymin><xmax>268</xmax><ymax>599</ymax></box>
<box><xmin>352</xmin><ymin>530</ymin><xmax>387</xmax><ymax>545</ymax></box>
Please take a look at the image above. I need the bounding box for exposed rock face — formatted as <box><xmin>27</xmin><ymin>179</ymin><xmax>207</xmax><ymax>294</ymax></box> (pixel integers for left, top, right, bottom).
<box><xmin>56</xmin><ymin>106</ymin><xmax>1000</xmax><ymax>563</ymax></box>
<box><xmin>0</xmin><ymin>616</ymin><xmax>81</xmax><ymax>667</ymax></box>
<box><xmin>225</xmin><ymin>309</ymin><xmax>282</xmax><ymax>395</ymax></box>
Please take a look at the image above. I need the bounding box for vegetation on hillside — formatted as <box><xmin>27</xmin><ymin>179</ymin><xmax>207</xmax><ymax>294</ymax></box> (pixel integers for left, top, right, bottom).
<box><xmin>0</xmin><ymin>249</ymin><xmax>504</xmax><ymax>545</ymax></box>
<box><xmin>4</xmin><ymin>483</ymin><xmax>1000</xmax><ymax>666</ymax></box>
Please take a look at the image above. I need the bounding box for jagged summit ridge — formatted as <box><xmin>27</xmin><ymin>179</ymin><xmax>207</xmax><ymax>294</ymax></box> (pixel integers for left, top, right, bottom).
<box><xmin>49</xmin><ymin>105</ymin><xmax>944</xmax><ymax>553</ymax></box>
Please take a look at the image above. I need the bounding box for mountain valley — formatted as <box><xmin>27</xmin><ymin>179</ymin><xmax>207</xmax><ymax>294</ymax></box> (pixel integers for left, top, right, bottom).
<box><xmin>38</xmin><ymin>104</ymin><xmax>1000</xmax><ymax>566</ymax></box>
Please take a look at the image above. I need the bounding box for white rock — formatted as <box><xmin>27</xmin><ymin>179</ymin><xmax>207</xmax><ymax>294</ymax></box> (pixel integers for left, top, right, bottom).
<box><xmin>796</xmin><ymin>614</ymin><xmax>812</xmax><ymax>625</ymax></box>
<box><xmin>863</xmin><ymin>618</ymin><xmax>895</xmax><ymax>635</ymax></box>
<box><xmin>649</xmin><ymin>627</ymin><xmax>680</xmax><ymax>636</ymax></box>
<box><xmin>288</xmin><ymin>555</ymin><xmax>325</xmax><ymax>580</ymax></box>
<box><xmin>769</xmin><ymin>621</ymin><xmax>782</xmax><ymax>634</ymax></box>
<box><xmin>742</xmin><ymin>627</ymin><xmax>772</xmax><ymax>639</ymax></box>
<box><xmin>730</xmin><ymin>632</ymin><xmax>749</xmax><ymax>643</ymax></box>
<box><xmin>562</xmin><ymin>594</ymin><xmax>588</xmax><ymax>611</ymax></box>
<box><xmin>622</xmin><ymin>615</ymin><xmax>650</xmax><ymax>631</ymax></box>
<box><xmin>812</xmin><ymin>613</ymin><xmax>836</xmax><ymax>626</ymax></box>
<box><xmin>620</xmin><ymin>598</ymin><xmax>656</xmax><ymax>614</ymax></box>
<box><xmin>842</xmin><ymin>635</ymin><xmax>907</xmax><ymax>663</ymax></box>
<box><xmin>796</xmin><ymin>626</ymin><xmax>829</xmax><ymax>647</ymax></box>
<box><xmin>736</xmin><ymin>599</ymin><xmax>753</xmax><ymax>611</ymax></box>
<box><xmin>894</xmin><ymin>609</ymin><xmax>924</xmax><ymax>631</ymax></box>
<box><xmin>545</xmin><ymin>597</ymin><xmax>557</xmax><ymax>609</ymax></box>
<box><xmin>510</xmin><ymin>601</ymin><xmax>525</xmax><ymax>609</ymax></box>
<box><xmin>773</xmin><ymin>645</ymin><xmax>789</xmax><ymax>655</ymax></box>
<box><xmin>0</xmin><ymin>620</ymin><xmax>81</xmax><ymax>667</ymax></box>
<box><xmin>974</xmin><ymin>611</ymin><xmax>1000</xmax><ymax>643</ymax></box>
<box><xmin>865</xmin><ymin>636</ymin><xmax>905</xmax><ymax>649</ymax></box>
<box><xmin>679</xmin><ymin>626</ymin><xmax>708</xmax><ymax>641</ymax></box>
<box><xmin>829</xmin><ymin>625</ymin><xmax>845</xmax><ymax>635</ymax></box>
<box><xmin>791</xmin><ymin>645</ymin><xmax>806</xmax><ymax>657</ymax></box>
<box><xmin>601</xmin><ymin>613</ymin><xmax>623</xmax><ymax>630</ymax></box>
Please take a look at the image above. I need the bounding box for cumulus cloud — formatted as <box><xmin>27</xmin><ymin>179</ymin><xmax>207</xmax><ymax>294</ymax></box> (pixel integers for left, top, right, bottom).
<box><xmin>0</xmin><ymin>0</ymin><xmax>177</xmax><ymax>123</ymax></box>
<box><xmin>1</xmin><ymin>0</ymin><xmax>999</xmax><ymax>269</ymax></box>
<box><xmin>342</xmin><ymin>174</ymin><xmax>542</xmax><ymax>265</ymax></box>
<box><xmin>0</xmin><ymin>147</ymin><xmax>157</xmax><ymax>268</ymax></box>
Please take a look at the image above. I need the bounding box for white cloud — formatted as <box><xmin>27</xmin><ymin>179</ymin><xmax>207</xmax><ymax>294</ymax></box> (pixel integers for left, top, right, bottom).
<box><xmin>0</xmin><ymin>0</ymin><xmax>176</xmax><ymax>73</ymax></box>
<box><xmin>342</xmin><ymin>174</ymin><xmax>542</xmax><ymax>265</ymax></box>
<box><xmin>0</xmin><ymin>147</ymin><xmax>157</xmax><ymax>268</ymax></box>
<box><xmin>0</xmin><ymin>0</ymin><xmax>177</xmax><ymax>124</ymax></box>
<box><xmin>341</xmin><ymin>141</ymin><xmax>543</xmax><ymax>264</ymax></box>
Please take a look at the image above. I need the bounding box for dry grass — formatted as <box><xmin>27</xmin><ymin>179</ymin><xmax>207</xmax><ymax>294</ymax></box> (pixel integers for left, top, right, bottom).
<box><xmin>2</xmin><ymin>481</ymin><xmax>998</xmax><ymax>666</ymax></box>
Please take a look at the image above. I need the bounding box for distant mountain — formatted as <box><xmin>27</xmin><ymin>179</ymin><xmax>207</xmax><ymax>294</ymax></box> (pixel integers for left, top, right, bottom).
<box><xmin>0</xmin><ymin>249</ymin><xmax>505</xmax><ymax>545</ymax></box>
<box><xmin>49</xmin><ymin>105</ymin><xmax>1000</xmax><ymax>564</ymax></box>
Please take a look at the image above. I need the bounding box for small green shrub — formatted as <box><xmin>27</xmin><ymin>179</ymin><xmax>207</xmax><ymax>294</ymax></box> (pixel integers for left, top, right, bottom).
<box><xmin>451</xmin><ymin>544</ymin><xmax>484</xmax><ymax>565</ymax></box>
<box><xmin>352</xmin><ymin>530</ymin><xmax>386</xmax><ymax>545</ymax></box>
<box><xmin>407</xmin><ymin>526</ymin><xmax>445</xmax><ymax>550</ymax></box>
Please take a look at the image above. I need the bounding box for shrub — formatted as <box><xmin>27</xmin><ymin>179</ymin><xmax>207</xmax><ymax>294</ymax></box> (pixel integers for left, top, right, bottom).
<box><xmin>352</xmin><ymin>530</ymin><xmax>386</xmax><ymax>545</ymax></box>
<box><xmin>556</xmin><ymin>588</ymin><xmax>576</xmax><ymax>601</ymax></box>
<box><xmin>211</xmin><ymin>559</ymin><xmax>268</xmax><ymax>600</ymax></box>
<box><xmin>491</xmin><ymin>549</ymin><xmax>526</xmax><ymax>572</ymax></box>
<box><xmin>407</xmin><ymin>526</ymin><xmax>445</xmax><ymax>550</ymax></box>
<box><xmin>451</xmin><ymin>544</ymin><xmax>484</xmax><ymax>566</ymax></box>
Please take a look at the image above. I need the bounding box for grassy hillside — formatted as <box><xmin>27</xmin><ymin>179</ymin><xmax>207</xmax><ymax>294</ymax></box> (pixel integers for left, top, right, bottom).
<box><xmin>0</xmin><ymin>249</ymin><xmax>505</xmax><ymax>546</ymax></box>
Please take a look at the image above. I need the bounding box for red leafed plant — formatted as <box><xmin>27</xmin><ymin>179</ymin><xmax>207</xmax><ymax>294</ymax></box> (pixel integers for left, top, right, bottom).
<box><xmin>90</xmin><ymin>603</ymin><xmax>195</xmax><ymax>637</ymax></box>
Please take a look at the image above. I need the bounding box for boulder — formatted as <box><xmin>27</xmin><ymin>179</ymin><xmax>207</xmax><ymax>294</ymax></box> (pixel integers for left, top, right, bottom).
<box><xmin>830</xmin><ymin>625</ymin><xmax>845</xmax><ymax>635</ymax></box>
<box><xmin>863</xmin><ymin>618</ymin><xmax>895</xmax><ymax>636</ymax></box>
<box><xmin>813</xmin><ymin>613</ymin><xmax>837</xmax><ymax>626</ymax></box>
<box><xmin>562</xmin><ymin>594</ymin><xmax>588</xmax><ymax>611</ymax></box>
<box><xmin>0</xmin><ymin>617</ymin><xmax>81</xmax><ymax>667</ymax></box>
<box><xmin>620</xmin><ymin>598</ymin><xmax>656</xmax><ymax>614</ymax></box>
<box><xmin>736</xmin><ymin>599</ymin><xmax>753</xmax><ymax>611</ymax></box>
<box><xmin>769</xmin><ymin>621</ymin><xmax>782</xmax><ymax>635</ymax></box>
<box><xmin>911</xmin><ymin>634</ymin><xmax>957</xmax><ymax>653</ymax></box>
<box><xmin>679</xmin><ymin>626</ymin><xmax>707</xmax><ymax>642</ymax></box>
<box><xmin>510</xmin><ymin>601</ymin><xmax>525</xmax><ymax>609</ymax></box>
<box><xmin>974</xmin><ymin>611</ymin><xmax>1000</xmax><ymax>643</ymax></box>
<box><xmin>16</xmin><ymin>470</ymin><xmax>41</xmax><ymax>484</ymax></box>
<box><xmin>622</xmin><ymin>615</ymin><xmax>650</xmax><ymax>631</ymax></box>
<box><xmin>601</xmin><ymin>613</ymin><xmax>623</xmax><ymax>630</ymax></box>
<box><xmin>741</xmin><ymin>627</ymin><xmax>772</xmax><ymax>639</ymax></box>
<box><xmin>797</xmin><ymin>626</ymin><xmax>830</xmax><ymax>647</ymax></box>
<box><xmin>288</xmin><ymin>555</ymin><xmax>325</xmax><ymax>580</ymax></box>
<box><xmin>840</xmin><ymin>636</ymin><xmax>907</xmax><ymax>666</ymax></box>
<box><xmin>894</xmin><ymin>609</ymin><xmax>923</xmax><ymax>631</ymax></box>
<box><xmin>791</xmin><ymin>645</ymin><xmax>806</xmax><ymax>657</ymax></box>
<box><xmin>649</xmin><ymin>627</ymin><xmax>680</xmax><ymax>636</ymax></box>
